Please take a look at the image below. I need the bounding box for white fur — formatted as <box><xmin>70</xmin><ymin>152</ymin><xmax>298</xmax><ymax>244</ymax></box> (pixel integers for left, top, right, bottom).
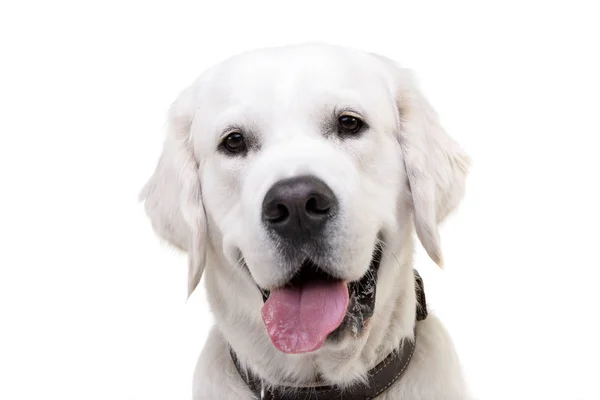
<box><xmin>141</xmin><ymin>43</ymin><xmax>470</xmax><ymax>399</ymax></box>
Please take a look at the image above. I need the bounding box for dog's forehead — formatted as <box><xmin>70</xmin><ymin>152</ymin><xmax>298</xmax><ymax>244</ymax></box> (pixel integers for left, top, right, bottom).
<box><xmin>202</xmin><ymin>45</ymin><xmax>391</xmax><ymax>111</ymax></box>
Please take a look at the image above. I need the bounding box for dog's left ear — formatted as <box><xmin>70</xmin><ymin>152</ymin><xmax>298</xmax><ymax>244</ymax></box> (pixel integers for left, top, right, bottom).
<box><xmin>376</xmin><ymin>56</ymin><xmax>470</xmax><ymax>267</ymax></box>
<box><xmin>139</xmin><ymin>89</ymin><xmax>207</xmax><ymax>296</ymax></box>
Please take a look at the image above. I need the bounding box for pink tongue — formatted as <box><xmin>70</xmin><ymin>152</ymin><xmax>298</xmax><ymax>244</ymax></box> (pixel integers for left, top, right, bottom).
<box><xmin>261</xmin><ymin>280</ymin><xmax>349</xmax><ymax>354</ymax></box>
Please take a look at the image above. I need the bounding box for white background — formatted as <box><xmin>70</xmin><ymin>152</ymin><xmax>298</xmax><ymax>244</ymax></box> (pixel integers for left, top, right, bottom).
<box><xmin>1</xmin><ymin>1</ymin><xmax>599</xmax><ymax>399</ymax></box>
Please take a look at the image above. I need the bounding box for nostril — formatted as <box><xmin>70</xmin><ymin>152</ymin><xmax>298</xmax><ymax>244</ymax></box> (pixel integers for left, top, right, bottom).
<box><xmin>269</xmin><ymin>204</ymin><xmax>290</xmax><ymax>223</ymax></box>
<box><xmin>305</xmin><ymin>196</ymin><xmax>331</xmax><ymax>216</ymax></box>
<box><xmin>263</xmin><ymin>199</ymin><xmax>291</xmax><ymax>224</ymax></box>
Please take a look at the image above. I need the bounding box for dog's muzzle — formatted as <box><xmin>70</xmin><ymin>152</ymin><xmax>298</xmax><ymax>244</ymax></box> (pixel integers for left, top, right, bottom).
<box><xmin>253</xmin><ymin>176</ymin><xmax>386</xmax><ymax>354</ymax></box>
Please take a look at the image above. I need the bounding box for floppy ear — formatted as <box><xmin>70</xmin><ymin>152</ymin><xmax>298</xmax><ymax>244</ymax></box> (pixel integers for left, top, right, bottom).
<box><xmin>139</xmin><ymin>93</ymin><xmax>207</xmax><ymax>296</ymax></box>
<box><xmin>397</xmin><ymin>74</ymin><xmax>470</xmax><ymax>267</ymax></box>
<box><xmin>375</xmin><ymin>56</ymin><xmax>470</xmax><ymax>266</ymax></box>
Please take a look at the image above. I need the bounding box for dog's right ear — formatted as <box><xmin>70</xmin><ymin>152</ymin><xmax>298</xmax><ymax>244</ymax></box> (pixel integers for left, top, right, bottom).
<box><xmin>139</xmin><ymin>91</ymin><xmax>207</xmax><ymax>297</ymax></box>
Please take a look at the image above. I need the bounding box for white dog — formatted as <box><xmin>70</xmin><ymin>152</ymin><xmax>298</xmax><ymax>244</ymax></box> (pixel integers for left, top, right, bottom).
<box><xmin>141</xmin><ymin>43</ymin><xmax>470</xmax><ymax>399</ymax></box>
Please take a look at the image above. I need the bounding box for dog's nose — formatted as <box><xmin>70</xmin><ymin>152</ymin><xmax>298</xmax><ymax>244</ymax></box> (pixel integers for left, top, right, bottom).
<box><xmin>262</xmin><ymin>176</ymin><xmax>337</xmax><ymax>240</ymax></box>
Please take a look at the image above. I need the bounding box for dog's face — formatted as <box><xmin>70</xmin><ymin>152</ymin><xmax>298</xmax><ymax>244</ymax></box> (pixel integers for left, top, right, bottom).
<box><xmin>141</xmin><ymin>44</ymin><xmax>469</xmax><ymax>355</ymax></box>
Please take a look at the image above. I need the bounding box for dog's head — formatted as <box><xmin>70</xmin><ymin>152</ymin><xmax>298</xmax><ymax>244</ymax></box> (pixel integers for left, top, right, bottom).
<box><xmin>140</xmin><ymin>44</ymin><xmax>469</xmax><ymax>355</ymax></box>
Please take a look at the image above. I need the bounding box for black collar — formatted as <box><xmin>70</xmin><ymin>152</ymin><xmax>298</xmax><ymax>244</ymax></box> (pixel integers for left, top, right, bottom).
<box><xmin>231</xmin><ymin>270</ymin><xmax>428</xmax><ymax>400</ymax></box>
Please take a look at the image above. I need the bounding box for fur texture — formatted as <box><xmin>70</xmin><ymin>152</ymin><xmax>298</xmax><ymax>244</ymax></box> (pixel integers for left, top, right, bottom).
<box><xmin>140</xmin><ymin>43</ymin><xmax>470</xmax><ymax>399</ymax></box>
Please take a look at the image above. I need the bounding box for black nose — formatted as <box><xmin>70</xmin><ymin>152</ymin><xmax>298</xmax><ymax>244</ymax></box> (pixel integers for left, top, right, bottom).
<box><xmin>262</xmin><ymin>176</ymin><xmax>337</xmax><ymax>241</ymax></box>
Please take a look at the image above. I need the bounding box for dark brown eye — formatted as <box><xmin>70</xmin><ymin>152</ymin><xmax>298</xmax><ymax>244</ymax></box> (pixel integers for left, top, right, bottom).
<box><xmin>338</xmin><ymin>114</ymin><xmax>364</xmax><ymax>135</ymax></box>
<box><xmin>222</xmin><ymin>131</ymin><xmax>247</xmax><ymax>154</ymax></box>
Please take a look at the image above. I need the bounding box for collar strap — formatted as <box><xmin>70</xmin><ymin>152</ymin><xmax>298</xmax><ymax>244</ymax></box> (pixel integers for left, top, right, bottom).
<box><xmin>232</xmin><ymin>270</ymin><xmax>428</xmax><ymax>400</ymax></box>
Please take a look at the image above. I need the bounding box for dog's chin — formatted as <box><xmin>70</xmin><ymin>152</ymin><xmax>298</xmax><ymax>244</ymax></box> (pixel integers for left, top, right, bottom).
<box><xmin>245</xmin><ymin>242</ymin><xmax>383</xmax><ymax>354</ymax></box>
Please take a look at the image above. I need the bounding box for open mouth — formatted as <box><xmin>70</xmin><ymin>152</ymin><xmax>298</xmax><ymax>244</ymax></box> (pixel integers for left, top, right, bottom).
<box><xmin>259</xmin><ymin>244</ymin><xmax>383</xmax><ymax>354</ymax></box>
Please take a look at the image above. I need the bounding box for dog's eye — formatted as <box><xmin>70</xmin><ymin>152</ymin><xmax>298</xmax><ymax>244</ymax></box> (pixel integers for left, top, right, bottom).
<box><xmin>337</xmin><ymin>114</ymin><xmax>364</xmax><ymax>135</ymax></box>
<box><xmin>221</xmin><ymin>131</ymin><xmax>247</xmax><ymax>154</ymax></box>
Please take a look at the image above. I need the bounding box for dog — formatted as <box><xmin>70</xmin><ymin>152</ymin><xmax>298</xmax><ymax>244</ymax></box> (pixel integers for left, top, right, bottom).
<box><xmin>140</xmin><ymin>43</ymin><xmax>470</xmax><ymax>399</ymax></box>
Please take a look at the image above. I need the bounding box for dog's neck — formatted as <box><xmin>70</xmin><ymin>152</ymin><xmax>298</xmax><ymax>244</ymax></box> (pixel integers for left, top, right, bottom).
<box><xmin>204</xmin><ymin>232</ymin><xmax>417</xmax><ymax>387</ymax></box>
